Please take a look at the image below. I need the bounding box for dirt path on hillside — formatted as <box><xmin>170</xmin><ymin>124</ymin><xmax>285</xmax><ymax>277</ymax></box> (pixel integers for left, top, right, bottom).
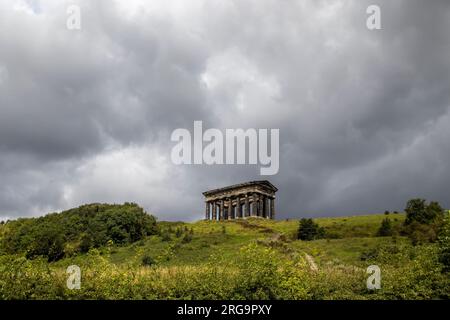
<box><xmin>233</xmin><ymin>219</ymin><xmax>275</xmax><ymax>234</ymax></box>
<box><xmin>304</xmin><ymin>253</ymin><xmax>318</xmax><ymax>271</ymax></box>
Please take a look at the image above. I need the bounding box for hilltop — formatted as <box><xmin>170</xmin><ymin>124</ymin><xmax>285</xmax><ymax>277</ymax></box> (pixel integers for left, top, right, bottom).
<box><xmin>100</xmin><ymin>213</ymin><xmax>407</xmax><ymax>267</ymax></box>
<box><xmin>0</xmin><ymin>203</ymin><xmax>448</xmax><ymax>300</ymax></box>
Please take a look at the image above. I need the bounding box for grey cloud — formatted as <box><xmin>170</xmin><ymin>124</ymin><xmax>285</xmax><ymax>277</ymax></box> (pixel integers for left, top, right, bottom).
<box><xmin>0</xmin><ymin>0</ymin><xmax>449</xmax><ymax>221</ymax></box>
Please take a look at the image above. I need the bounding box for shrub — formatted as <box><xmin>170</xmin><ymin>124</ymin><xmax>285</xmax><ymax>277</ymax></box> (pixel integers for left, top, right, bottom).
<box><xmin>0</xmin><ymin>242</ymin><xmax>448</xmax><ymax>300</ymax></box>
<box><xmin>230</xmin><ymin>244</ymin><xmax>281</xmax><ymax>299</ymax></box>
<box><xmin>377</xmin><ymin>218</ymin><xmax>393</xmax><ymax>237</ymax></box>
<box><xmin>79</xmin><ymin>232</ymin><xmax>94</xmax><ymax>253</ymax></box>
<box><xmin>404</xmin><ymin>199</ymin><xmax>444</xmax><ymax>225</ymax></box>
<box><xmin>142</xmin><ymin>255</ymin><xmax>155</xmax><ymax>266</ymax></box>
<box><xmin>405</xmin><ymin>222</ymin><xmax>438</xmax><ymax>245</ymax></box>
<box><xmin>360</xmin><ymin>248</ymin><xmax>379</xmax><ymax>261</ymax></box>
<box><xmin>181</xmin><ymin>233</ymin><xmax>193</xmax><ymax>244</ymax></box>
<box><xmin>297</xmin><ymin>219</ymin><xmax>325</xmax><ymax>241</ymax></box>
<box><xmin>403</xmin><ymin>199</ymin><xmax>445</xmax><ymax>245</ymax></box>
<box><xmin>175</xmin><ymin>227</ymin><xmax>183</xmax><ymax>238</ymax></box>
<box><xmin>161</xmin><ymin>231</ymin><xmax>171</xmax><ymax>242</ymax></box>
<box><xmin>438</xmin><ymin>213</ymin><xmax>450</xmax><ymax>272</ymax></box>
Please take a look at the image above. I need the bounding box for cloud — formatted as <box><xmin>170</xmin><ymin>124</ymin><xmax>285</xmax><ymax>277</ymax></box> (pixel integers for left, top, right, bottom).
<box><xmin>0</xmin><ymin>0</ymin><xmax>449</xmax><ymax>221</ymax></box>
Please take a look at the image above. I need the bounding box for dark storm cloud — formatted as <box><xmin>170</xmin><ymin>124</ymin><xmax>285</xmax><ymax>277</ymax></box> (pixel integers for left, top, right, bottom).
<box><xmin>0</xmin><ymin>0</ymin><xmax>449</xmax><ymax>221</ymax></box>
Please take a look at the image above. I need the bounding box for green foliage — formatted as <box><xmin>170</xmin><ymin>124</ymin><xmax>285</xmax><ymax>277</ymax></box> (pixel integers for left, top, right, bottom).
<box><xmin>1</xmin><ymin>241</ymin><xmax>447</xmax><ymax>300</ymax></box>
<box><xmin>359</xmin><ymin>249</ymin><xmax>377</xmax><ymax>261</ymax></box>
<box><xmin>404</xmin><ymin>199</ymin><xmax>444</xmax><ymax>225</ymax></box>
<box><xmin>79</xmin><ymin>232</ymin><xmax>94</xmax><ymax>253</ymax></box>
<box><xmin>297</xmin><ymin>218</ymin><xmax>325</xmax><ymax>241</ymax></box>
<box><xmin>160</xmin><ymin>231</ymin><xmax>172</xmax><ymax>242</ymax></box>
<box><xmin>404</xmin><ymin>221</ymin><xmax>439</xmax><ymax>245</ymax></box>
<box><xmin>175</xmin><ymin>227</ymin><xmax>183</xmax><ymax>238</ymax></box>
<box><xmin>438</xmin><ymin>212</ymin><xmax>450</xmax><ymax>272</ymax></box>
<box><xmin>0</xmin><ymin>208</ymin><xmax>448</xmax><ymax>300</ymax></box>
<box><xmin>1</xmin><ymin>203</ymin><xmax>157</xmax><ymax>261</ymax></box>
<box><xmin>141</xmin><ymin>255</ymin><xmax>156</xmax><ymax>266</ymax></box>
<box><xmin>181</xmin><ymin>233</ymin><xmax>193</xmax><ymax>244</ymax></box>
<box><xmin>402</xmin><ymin>199</ymin><xmax>445</xmax><ymax>245</ymax></box>
<box><xmin>377</xmin><ymin>218</ymin><xmax>393</xmax><ymax>237</ymax></box>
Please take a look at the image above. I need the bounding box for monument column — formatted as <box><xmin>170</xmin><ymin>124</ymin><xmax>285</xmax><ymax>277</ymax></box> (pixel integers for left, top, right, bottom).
<box><xmin>258</xmin><ymin>195</ymin><xmax>264</xmax><ymax>217</ymax></box>
<box><xmin>205</xmin><ymin>201</ymin><xmax>210</xmax><ymax>220</ymax></box>
<box><xmin>270</xmin><ymin>197</ymin><xmax>275</xmax><ymax>220</ymax></box>
<box><xmin>228</xmin><ymin>198</ymin><xmax>233</xmax><ymax>220</ymax></box>
<box><xmin>245</xmin><ymin>194</ymin><xmax>250</xmax><ymax>217</ymax></box>
<box><xmin>236</xmin><ymin>196</ymin><xmax>242</xmax><ymax>218</ymax></box>
<box><xmin>220</xmin><ymin>199</ymin><xmax>224</xmax><ymax>220</ymax></box>
<box><xmin>210</xmin><ymin>201</ymin><xmax>217</xmax><ymax>220</ymax></box>
<box><xmin>264</xmin><ymin>196</ymin><xmax>269</xmax><ymax>218</ymax></box>
<box><xmin>252</xmin><ymin>193</ymin><xmax>258</xmax><ymax>217</ymax></box>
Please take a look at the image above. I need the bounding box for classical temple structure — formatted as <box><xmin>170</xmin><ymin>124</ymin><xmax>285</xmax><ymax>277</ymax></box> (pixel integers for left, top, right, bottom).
<box><xmin>203</xmin><ymin>181</ymin><xmax>278</xmax><ymax>220</ymax></box>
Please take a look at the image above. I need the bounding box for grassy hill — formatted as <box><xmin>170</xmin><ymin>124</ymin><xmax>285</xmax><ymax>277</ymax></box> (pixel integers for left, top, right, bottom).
<box><xmin>0</xmin><ymin>206</ymin><xmax>448</xmax><ymax>300</ymax></box>
<box><xmin>91</xmin><ymin>213</ymin><xmax>406</xmax><ymax>267</ymax></box>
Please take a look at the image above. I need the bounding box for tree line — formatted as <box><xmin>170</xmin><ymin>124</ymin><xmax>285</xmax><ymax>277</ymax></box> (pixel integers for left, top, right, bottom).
<box><xmin>0</xmin><ymin>203</ymin><xmax>157</xmax><ymax>261</ymax></box>
<box><xmin>297</xmin><ymin>198</ymin><xmax>450</xmax><ymax>271</ymax></box>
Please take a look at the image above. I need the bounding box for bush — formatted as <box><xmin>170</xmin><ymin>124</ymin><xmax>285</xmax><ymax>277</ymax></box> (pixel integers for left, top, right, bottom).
<box><xmin>404</xmin><ymin>199</ymin><xmax>444</xmax><ymax>225</ymax></box>
<box><xmin>0</xmin><ymin>242</ymin><xmax>448</xmax><ymax>300</ymax></box>
<box><xmin>377</xmin><ymin>218</ymin><xmax>393</xmax><ymax>237</ymax></box>
<box><xmin>142</xmin><ymin>255</ymin><xmax>155</xmax><ymax>266</ymax></box>
<box><xmin>297</xmin><ymin>219</ymin><xmax>325</xmax><ymax>241</ymax></box>
<box><xmin>161</xmin><ymin>231</ymin><xmax>171</xmax><ymax>242</ymax></box>
<box><xmin>402</xmin><ymin>199</ymin><xmax>445</xmax><ymax>245</ymax></box>
<box><xmin>79</xmin><ymin>232</ymin><xmax>94</xmax><ymax>253</ymax></box>
<box><xmin>175</xmin><ymin>227</ymin><xmax>183</xmax><ymax>238</ymax></box>
<box><xmin>360</xmin><ymin>248</ymin><xmax>379</xmax><ymax>261</ymax></box>
<box><xmin>405</xmin><ymin>221</ymin><xmax>438</xmax><ymax>245</ymax></box>
<box><xmin>181</xmin><ymin>233</ymin><xmax>193</xmax><ymax>244</ymax></box>
<box><xmin>438</xmin><ymin>213</ymin><xmax>450</xmax><ymax>272</ymax></box>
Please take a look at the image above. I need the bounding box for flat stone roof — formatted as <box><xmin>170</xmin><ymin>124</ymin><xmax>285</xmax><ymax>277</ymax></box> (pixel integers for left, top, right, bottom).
<box><xmin>202</xmin><ymin>180</ymin><xmax>278</xmax><ymax>196</ymax></box>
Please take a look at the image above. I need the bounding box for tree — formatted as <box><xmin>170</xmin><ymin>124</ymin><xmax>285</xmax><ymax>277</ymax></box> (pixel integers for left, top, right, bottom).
<box><xmin>25</xmin><ymin>224</ymin><xmax>65</xmax><ymax>262</ymax></box>
<box><xmin>405</xmin><ymin>199</ymin><xmax>444</xmax><ymax>225</ymax></box>
<box><xmin>79</xmin><ymin>232</ymin><xmax>94</xmax><ymax>253</ymax></box>
<box><xmin>297</xmin><ymin>218</ymin><xmax>325</xmax><ymax>241</ymax></box>
<box><xmin>377</xmin><ymin>218</ymin><xmax>393</xmax><ymax>236</ymax></box>
<box><xmin>426</xmin><ymin>201</ymin><xmax>445</xmax><ymax>222</ymax></box>
<box><xmin>0</xmin><ymin>203</ymin><xmax>158</xmax><ymax>261</ymax></box>
<box><xmin>403</xmin><ymin>199</ymin><xmax>445</xmax><ymax>245</ymax></box>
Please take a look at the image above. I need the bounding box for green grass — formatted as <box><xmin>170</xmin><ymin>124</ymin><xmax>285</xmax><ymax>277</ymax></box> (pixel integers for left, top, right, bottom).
<box><xmin>2</xmin><ymin>212</ymin><xmax>448</xmax><ymax>300</ymax></box>
<box><xmin>50</xmin><ymin>213</ymin><xmax>407</xmax><ymax>268</ymax></box>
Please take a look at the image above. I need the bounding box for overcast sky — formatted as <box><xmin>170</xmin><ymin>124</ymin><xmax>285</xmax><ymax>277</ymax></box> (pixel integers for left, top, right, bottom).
<box><xmin>0</xmin><ymin>0</ymin><xmax>449</xmax><ymax>221</ymax></box>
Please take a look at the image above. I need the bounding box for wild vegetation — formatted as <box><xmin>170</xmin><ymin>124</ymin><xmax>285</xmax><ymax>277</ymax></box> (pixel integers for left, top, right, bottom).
<box><xmin>0</xmin><ymin>200</ymin><xmax>448</xmax><ymax>300</ymax></box>
<box><xmin>0</xmin><ymin>203</ymin><xmax>157</xmax><ymax>261</ymax></box>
